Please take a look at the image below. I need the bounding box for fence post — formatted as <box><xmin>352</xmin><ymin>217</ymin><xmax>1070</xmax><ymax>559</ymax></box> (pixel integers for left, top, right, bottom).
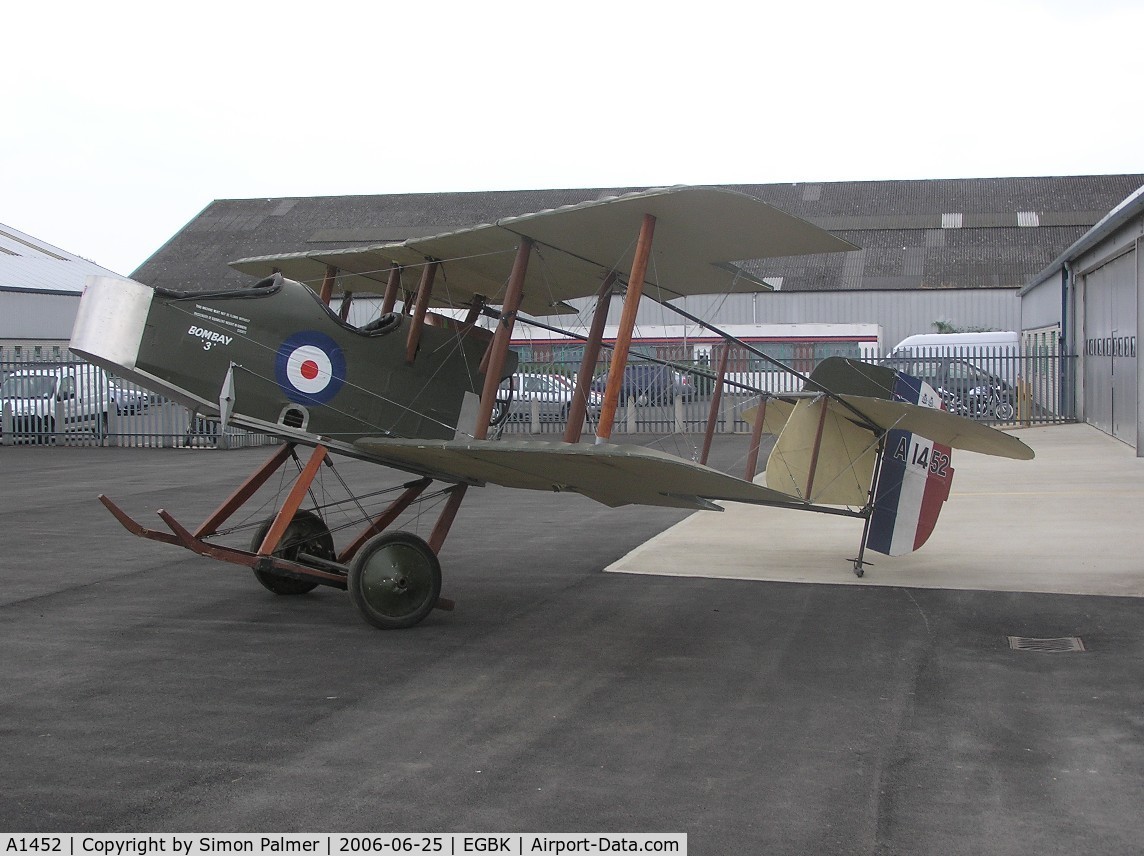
<box><xmin>107</xmin><ymin>407</ymin><xmax>119</xmax><ymax>447</ymax></box>
<box><xmin>1</xmin><ymin>401</ymin><xmax>11</xmax><ymax>446</ymax></box>
<box><xmin>722</xmin><ymin>392</ymin><xmax>737</xmax><ymax>433</ymax></box>
<box><xmin>674</xmin><ymin>396</ymin><xmax>684</xmax><ymax>433</ymax></box>
<box><xmin>625</xmin><ymin>395</ymin><xmax>637</xmax><ymax>434</ymax></box>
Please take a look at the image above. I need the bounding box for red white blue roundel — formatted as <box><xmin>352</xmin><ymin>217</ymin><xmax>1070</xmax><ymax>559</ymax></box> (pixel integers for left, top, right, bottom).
<box><xmin>275</xmin><ymin>331</ymin><xmax>346</xmax><ymax>405</ymax></box>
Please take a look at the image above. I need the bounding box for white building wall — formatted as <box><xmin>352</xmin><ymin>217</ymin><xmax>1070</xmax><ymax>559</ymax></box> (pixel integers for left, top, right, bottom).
<box><xmin>521</xmin><ymin>289</ymin><xmax>1020</xmax><ymax>356</ymax></box>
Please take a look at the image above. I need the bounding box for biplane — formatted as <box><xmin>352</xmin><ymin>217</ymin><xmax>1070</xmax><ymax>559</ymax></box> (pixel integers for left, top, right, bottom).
<box><xmin>70</xmin><ymin>186</ymin><xmax>1033</xmax><ymax>629</ymax></box>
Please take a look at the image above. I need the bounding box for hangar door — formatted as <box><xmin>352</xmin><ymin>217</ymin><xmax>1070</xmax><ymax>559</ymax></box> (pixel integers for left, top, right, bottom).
<box><xmin>1082</xmin><ymin>250</ymin><xmax>1137</xmax><ymax>442</ymax></box>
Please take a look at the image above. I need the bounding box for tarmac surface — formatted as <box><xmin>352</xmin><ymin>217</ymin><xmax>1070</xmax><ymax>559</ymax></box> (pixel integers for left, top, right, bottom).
<box><xmin>2</xmin><ymin>425</ymin><xmax>1144</xmax><ymax>854</ymax></box>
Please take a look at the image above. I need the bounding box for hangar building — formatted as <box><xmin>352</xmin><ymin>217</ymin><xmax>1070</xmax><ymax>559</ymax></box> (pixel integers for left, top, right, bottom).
<box><xmin>1023</xmin><ymin>184</ymin><xmax>1144</xmax><ymax>452</ymax></box>
<box><xmin>0</xmin><ymin>223</ymin><xmax>125</xmax><ymax>361</ymax></box>
<box><xmin>133</xmin><ymin>175</ymin><xmax>1143</xmax><ymax>350</ymax></box>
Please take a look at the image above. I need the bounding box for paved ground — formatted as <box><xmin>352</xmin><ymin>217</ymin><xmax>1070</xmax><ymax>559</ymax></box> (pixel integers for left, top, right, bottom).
<box><xmin>612</xmin><ymin>423</ymin><xmax>1144</xmax><ymax>596</ymax></box>
<box><xmin>2</xmin><ymin>427</ymin><xmax>1144</xmax><ymax>855</ymax></box>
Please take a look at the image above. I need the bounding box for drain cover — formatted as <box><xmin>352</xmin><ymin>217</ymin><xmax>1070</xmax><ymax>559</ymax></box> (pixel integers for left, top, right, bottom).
<box><xmin>1007</xmin><ymin>636</ymin><xmax>1085</xmax><ymax>652</ymax></box>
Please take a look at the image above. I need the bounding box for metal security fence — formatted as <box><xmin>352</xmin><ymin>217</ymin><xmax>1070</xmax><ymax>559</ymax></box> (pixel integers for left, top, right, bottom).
<box><xmin>1</xmin><ymin>348</ymin><xmax>1077</xmax><ymax>450</ymax></box>
<box><xmin>495</xmin><ymin>348</ymin><xmax>1078</xmax><ymax>437</ymax></box>
<box><xmin>0</xmin><ymin>357</ymin><xmax>279</xmax><ymax>449</ymax></box>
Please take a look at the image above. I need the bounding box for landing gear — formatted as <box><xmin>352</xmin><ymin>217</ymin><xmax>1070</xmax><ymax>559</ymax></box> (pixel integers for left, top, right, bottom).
<box><xmin>99</xmin><ymin>443</ymin><xmax>460</xmax><ymax>630</ymax></box>
<box><xmin>348</xmin><ymin>531</ymin><xmax>442</xmax><ymax>629</ymax></box>
<box><xmin>249</xmin><ymin>510</ymin><xmax>333</xmax><ymax>595</ymax></box>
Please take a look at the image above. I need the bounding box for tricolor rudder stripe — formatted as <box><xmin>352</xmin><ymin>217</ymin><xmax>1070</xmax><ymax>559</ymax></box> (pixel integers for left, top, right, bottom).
<box><xmin>866</xmin><ymin>370</ymin><xmax>954</xmax><ymax>556</ymax></box>
<box><xmin>275</xmin><ymin>331</ymin><xmax>347</xmax><ymax>405</ymax></box>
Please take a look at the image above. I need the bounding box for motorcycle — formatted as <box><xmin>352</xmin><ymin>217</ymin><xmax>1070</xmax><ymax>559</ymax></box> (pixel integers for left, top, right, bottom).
<box><xmin>967</xmin><ymin>381</ymin><xmax>1016</xmax><ymax>421</ymax></box>
<box><xmin>938</xmin><ymin>381</ymin><xmax>1015</xmax><ymax>421</ymax></box>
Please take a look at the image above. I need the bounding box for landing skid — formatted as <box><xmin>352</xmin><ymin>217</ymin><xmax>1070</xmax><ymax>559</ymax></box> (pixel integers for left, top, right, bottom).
<box><xmin>848</xmin><ymin>555</ymin><xmax>874</xmax><ymax>578</ymax></box>
<box><xmin>98</xmin><ymin>442</ymin><xmax>461</xmax><ymax>628</ymax></box>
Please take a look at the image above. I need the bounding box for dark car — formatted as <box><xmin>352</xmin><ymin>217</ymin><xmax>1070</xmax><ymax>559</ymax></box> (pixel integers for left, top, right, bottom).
<box><xmin>882</xmin><ymin>356</ymin><xmax>1015</xmax><ymax>420</ymax></box>
<box><xmin>590</xmin><ymin>363</ymin><xmax>693</xmax><ymax>405</ymax></box>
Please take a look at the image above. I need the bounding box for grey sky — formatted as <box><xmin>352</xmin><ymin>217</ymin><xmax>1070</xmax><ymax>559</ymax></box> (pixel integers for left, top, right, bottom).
<box><xmin>3</xmin><ymin>0</ymin><xmax>1142</xmax><ymax>277</ymax></box>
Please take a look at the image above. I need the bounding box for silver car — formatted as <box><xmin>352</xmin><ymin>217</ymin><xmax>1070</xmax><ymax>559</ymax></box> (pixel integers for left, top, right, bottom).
<box><xmin>501</xmin><ymin>373</ymin><xmax>602</xmax><ymax>423</ymax></box>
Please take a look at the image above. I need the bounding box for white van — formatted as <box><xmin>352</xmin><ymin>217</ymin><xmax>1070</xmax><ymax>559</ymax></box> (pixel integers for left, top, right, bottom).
<box><xmin>887</xmin><ymin>331</ymin><xmax>1019</xmax><ymax>361</ymax></box>
<box><xmin>885</xmin><ymin>331</ymin><xmax>1019</xmax><ymax>380</ymax></box>
<box><xmin>0</xmin><ymin>363</ymin><xmax>113</xmax><ymax>442</ymax></box>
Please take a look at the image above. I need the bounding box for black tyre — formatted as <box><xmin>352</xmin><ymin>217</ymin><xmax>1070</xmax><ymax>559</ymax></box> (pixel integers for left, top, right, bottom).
<box><xmin>348</xmin><ymin>531</ymin><xmax>441</xmax><ymax>629</ymax></box>
<box><xmin>993</xmin><ymin>399</ymin><xmax>1015</xmax><ymax>421</ymax></box>
<box><xmin>249</xmin><ymin>510</ymin><xmax>332</xmax><ymax>595</ymax></box>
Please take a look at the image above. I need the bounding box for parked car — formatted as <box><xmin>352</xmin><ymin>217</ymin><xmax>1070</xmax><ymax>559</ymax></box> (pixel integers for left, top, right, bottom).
<box><xmin>0</xmin><ymin>364</ymin><xmax>112</xmax><ymax>442</ymax></box>
<box><xmin>109</xmin><ymin>378</ymin><xmax>151</xmax><ymax>414</ymax></box>
<box><xmin>499</xmin><ymin>373</ymin><xmax>602</xmax><ymax>423</ymax></box>
<box><xmin>590</xmin><ymin>363</ymin><xmax>693</xmax><ymax>405</ymax></box>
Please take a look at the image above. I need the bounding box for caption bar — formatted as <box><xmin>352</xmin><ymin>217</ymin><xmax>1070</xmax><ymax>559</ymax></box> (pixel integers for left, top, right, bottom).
<box><xmin>2</xmin><ymin>835</ymin><xmax>686</xmax><ymax>856</ymax></box>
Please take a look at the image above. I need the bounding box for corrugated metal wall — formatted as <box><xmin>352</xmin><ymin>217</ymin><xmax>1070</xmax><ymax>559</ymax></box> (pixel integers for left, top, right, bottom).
<box><xmin>1020</xmin><ymin>275</ymin><xmax>1065</xmax><ymax>331</ymax></box>
<box><xmin>528</xmin><ymin>289</ymin><xmax>1021</xmax><ymax>353</ymax></box>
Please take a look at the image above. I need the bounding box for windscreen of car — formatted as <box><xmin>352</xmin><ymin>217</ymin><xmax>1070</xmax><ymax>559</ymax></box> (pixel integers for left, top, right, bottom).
<box><xmin>903</xmin><ymin>360</ymin><xmax>941</xmax><ymax>382</ymax></box>
<box><xmin>0</xmin><ymin>376</ymin><xmax>56</xmax><ymax>398</ymax></box>
<box><xmin>947</xmin><ymin>362</ymin><xmax>993</xmax><ymax>384</ymax></box>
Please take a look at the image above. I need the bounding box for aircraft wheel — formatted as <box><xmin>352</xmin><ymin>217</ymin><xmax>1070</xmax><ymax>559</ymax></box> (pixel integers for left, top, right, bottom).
<box><xmin>348</xmin><ymin>531</ymin><xmax>441</xmax><ymax>629</ymax></box>
<box><xmin>994</xmin><ymin>399</ymin><xmax>1015</xmax><ymax>421</ymax></box>
<box><xmin>249</xmin><ymin>510</ymin><xmax>332</xmax><ymax>595</ymax></box>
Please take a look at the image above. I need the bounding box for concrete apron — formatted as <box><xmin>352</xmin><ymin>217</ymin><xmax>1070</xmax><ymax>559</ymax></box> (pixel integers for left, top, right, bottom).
<box><xmin>608</xmin><ymin>422</ymin><xmax>1144</xmax><ymax>597</ymax></box>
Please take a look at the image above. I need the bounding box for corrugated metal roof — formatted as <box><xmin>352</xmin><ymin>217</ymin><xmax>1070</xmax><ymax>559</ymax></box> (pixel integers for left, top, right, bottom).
<box><xmin>0</xmin><ymin>223</ymin><xmax>126</xmax><ymax>294</ymax></box>
<box><xmin>1023</xmin><ymin>181</ymin><xmax>1144</xmax><ymax>292</ymax></box>
<box><xmin>132</xmin><ymin>175</ymin><xmax>1144</xmax><ymax>295</ymax></box>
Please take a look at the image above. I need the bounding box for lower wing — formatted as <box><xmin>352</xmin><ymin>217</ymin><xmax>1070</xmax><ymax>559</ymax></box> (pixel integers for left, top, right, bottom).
<box><xmin>353</xmin><ymin>436</ymin><xmax>807</xmax><ymax>512</ymax></box>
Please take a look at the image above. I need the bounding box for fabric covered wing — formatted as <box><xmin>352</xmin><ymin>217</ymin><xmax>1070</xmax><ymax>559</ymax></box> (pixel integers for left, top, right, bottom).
<box><xmin>832</xmin><ymin>394</ymin><xmax>1033</xmax><ymax>460</ymax></box>
<box><xmin>762</xmin><ymin>398</ymin><xmax>878</xmax><ymax>506</ymax></box>
<box><xmin>352</xmin><ymin>437</ymin><xmax>807</xmax><ymax>511</ymax></box>
<box><xmin>738</xmin><ymin>397</ymin><xmax>796</xmax><ymax>437</ymax></box>
<box><xmin>230</xmin><ymin>186</ymin><xmax>856</xmax><ymax>316</ymax></box>
<box><xmin>742</xmin><ymin>392</ymin><xmax>1032</xmax><ymax>461</ymax></box>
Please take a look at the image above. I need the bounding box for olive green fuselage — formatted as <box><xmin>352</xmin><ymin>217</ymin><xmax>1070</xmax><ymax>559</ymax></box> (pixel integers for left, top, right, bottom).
<box><xmin>136</xmin><ymin>278</ymin><xmax>508</xmax><ymax>443</ymax></box>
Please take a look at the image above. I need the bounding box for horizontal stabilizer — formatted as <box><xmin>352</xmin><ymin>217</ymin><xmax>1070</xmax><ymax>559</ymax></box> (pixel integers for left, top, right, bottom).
<box><xmin>832</xmin><ymin>393</ymin><xmax>1033</xmax><ymax>460</ymax></box>
<box><xmin>740</xmin><ymin>391</ymin><xmax>1033</xmax><ymax>461</ymax></box>
<box><xmin>353</xmin><ymin>437</ymin><xmax>808</xmax><ymax>511</ymax></box>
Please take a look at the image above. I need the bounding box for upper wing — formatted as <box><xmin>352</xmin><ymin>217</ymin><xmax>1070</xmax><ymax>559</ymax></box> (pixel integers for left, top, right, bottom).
<box><xmin>352</xmin><ymin>436</ymin><xmax>808</xmax><ymax>511</ymax></box>
<box><xmin>230</xmin><ymin>186</ymin><xmax>857</xmax><ymax>316</ymax></box>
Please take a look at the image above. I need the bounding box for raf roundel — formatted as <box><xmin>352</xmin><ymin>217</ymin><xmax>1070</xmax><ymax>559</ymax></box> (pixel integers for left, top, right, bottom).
<box><xmin>275</xmin><ymin>331</ymin><xmax>347</xmax><ymax>405</ymax></box>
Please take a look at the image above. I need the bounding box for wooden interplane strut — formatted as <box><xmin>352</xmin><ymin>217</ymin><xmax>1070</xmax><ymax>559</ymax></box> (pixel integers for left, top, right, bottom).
<box><xmin>700</xmin><ymin>345</ymin><xmax>732</xmax><ymax>466</ymax></box>
<box><xmin>596</xmin><ymin>213</ymin><xmax>656</xmax><ymax>442</ymax></box>
<box><xmin>474</xmin><ymin>238</ymin><xmax>533</xmax><ymax>439</ymax></box>
<box><xmin>563</xmin><ymin>273</ymin><xmax>617</xmax><ymax>444</ymax></box>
